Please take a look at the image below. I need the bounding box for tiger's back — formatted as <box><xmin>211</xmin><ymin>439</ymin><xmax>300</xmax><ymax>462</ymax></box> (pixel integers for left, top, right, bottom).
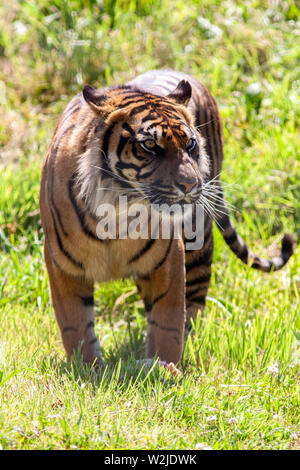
<box><xmin>129</xmin><ymin>70</ymin><xmax>224</xmax><ymax>174</ymax></box>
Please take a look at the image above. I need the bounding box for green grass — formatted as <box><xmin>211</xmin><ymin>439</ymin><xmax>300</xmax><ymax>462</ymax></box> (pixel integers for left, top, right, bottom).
<box><xmin>0</xmin><ymin>0</ymin><xmax>299</xmax><ymax>450</ymax></box>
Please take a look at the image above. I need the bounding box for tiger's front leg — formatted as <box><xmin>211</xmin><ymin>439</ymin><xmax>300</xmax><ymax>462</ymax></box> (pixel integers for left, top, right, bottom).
<box><xmin>44</xmin><ymin>242</ymin><xmax>102</xmax><ymax>366</ymax></box>
<box><xmin>142</xmin><ymin>238</ymin><xmax>186</xmax><ymax>365</ymax></box>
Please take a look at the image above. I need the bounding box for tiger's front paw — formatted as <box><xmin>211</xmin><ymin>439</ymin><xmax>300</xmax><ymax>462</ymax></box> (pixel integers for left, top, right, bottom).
<box><xmin>135</xmin><ymin>358</ymin><xmax>181</xmax><ymax>377</ymax></box>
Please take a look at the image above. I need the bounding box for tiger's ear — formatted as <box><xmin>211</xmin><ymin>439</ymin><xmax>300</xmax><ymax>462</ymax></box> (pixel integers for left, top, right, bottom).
<box><xmin>167</xmin><ymin>80</ymin><xmax>192</xmax><ymax>106</ymax></box>
<box><xmin>82</xmin><ymin>85</ymin><xmax>108</xmax><ymax>113</ymax></box>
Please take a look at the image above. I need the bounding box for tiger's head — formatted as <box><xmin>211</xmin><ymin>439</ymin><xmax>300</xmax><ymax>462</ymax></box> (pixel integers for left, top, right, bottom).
<box><xmin>80</xmin><ymin>80</ymin><xmax>209</xmax><ymax>212</ymax></box>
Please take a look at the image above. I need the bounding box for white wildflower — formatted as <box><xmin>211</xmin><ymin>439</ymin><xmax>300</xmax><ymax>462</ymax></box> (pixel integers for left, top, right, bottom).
<box><xmin>184</xmin><ymin>44</ymin><xmax>194</xmax><ymax>53</ymax></box>
<box><xmin>197</xmin><ymin>17</ymin><xmax>223</xmax><ymax>39</ymax></box>
<box><xmin>206</xmin><ymin>415</ymin><xmax>217</xmax><ymax>423</ymax></box>
<box><xmin>195</xmin><ymin>443</ymin><xmax>213</xmax><ymax>450</ymax></box>
<box><xmin>228</xmin><ymin>417</ymin><xmax>238</xmax><ymax>425</ymax></box>
<box><xmin>267</xmin><ymin>362</ymin><xmax>279</xmax><ymax>377</ymax></box>
<box><xmin>13</xmin><ymin>21</ymin><xmax>28</xmax><ymax>36</ymax></box>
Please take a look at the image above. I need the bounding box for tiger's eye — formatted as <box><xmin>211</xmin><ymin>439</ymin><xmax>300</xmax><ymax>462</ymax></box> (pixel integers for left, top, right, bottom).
<box><xmin>143</xmin><ymin>139</ymin><xmax>155</xmax><ymax>149</ymax></box>
<box><xmin>186</xmin><ymin>137</ymin><xmax>196</xmax><ymax>151</ymax></box>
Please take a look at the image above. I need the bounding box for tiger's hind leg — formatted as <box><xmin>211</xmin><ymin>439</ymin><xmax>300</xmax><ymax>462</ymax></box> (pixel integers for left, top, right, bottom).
<box><xmin>44</xmin><ymin>242</ymin><xmax>102</xmax><ymax>367</ymax></box>
<box><xmin>185</xmin><ymin>228</ymin><xmax>213</xmax><ymax>324</ymax></box>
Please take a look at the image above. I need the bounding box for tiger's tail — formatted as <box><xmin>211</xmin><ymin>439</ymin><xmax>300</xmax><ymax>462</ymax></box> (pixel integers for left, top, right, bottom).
<box><xmin>210</xmin><ymin>182</ymin><xmax>296</xmax><ymax>272</ymax></box>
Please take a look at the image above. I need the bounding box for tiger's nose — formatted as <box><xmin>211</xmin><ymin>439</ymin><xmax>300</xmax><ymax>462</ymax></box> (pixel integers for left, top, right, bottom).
<box><xmin>175</xmin><ymin>180</ymin><xmax>197</xmax><ymax>194</ymax></box>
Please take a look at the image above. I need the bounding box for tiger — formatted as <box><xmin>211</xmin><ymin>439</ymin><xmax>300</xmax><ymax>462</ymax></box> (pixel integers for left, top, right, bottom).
<box><xmin>40</xmin><ymin>69</ymin><xmax>295</xmax><ymax>370</ymax></box>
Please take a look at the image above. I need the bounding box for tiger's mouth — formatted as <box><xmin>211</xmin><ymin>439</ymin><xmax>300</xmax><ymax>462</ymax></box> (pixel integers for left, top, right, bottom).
<box><xmin>108</xmin><ymin>177</ymin><xmax>202</xmax><ymax>210</ymax></box>
<box><xmin>148</xmin><ymin>194</ymin><xmax>200</xmax><ymax>206</ymax></box>
<box><xmin>142</xmin><ymin>185</ymin><xmax>202</xmax><ymax>207</ymax></box>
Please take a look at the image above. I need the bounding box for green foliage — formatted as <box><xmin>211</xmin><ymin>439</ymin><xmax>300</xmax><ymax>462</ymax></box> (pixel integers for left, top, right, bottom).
<box><xmin>0</xmin><ymin>0</ymin><xmax>299</xmax><ymax>450</ymax></box>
